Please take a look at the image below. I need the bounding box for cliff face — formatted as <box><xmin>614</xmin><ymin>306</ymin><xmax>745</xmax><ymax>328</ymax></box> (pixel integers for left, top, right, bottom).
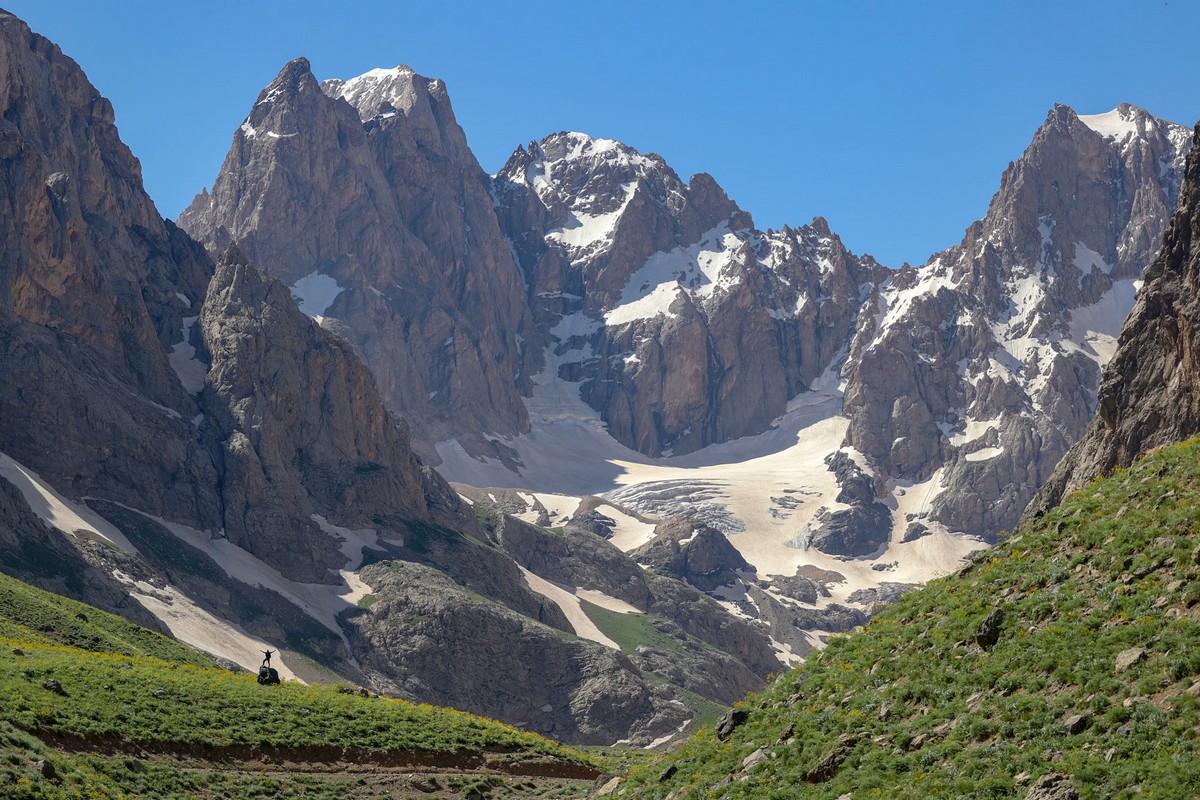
<box><xmin>197</xmin><ymin>245</ymin><xmax>465</xmax><ymax>582</ymax></box>
<box><xmin>1029</xmin><ymin>123</ymin><xmax>1200</xmax><ymax>516</ymax></box>
<box><xmin>494</xmin><ymin>132</ymin><xmax>887</xmax><ymax>456</ymax></box>
<box><xmin>0</xmin><ymin>9</ymin><xmax>219</xmax><ymax>527</ymax></box>
<box><xmin>179</xmin><ymin>61</ymin><xmax>539</xmax><ymax>460</ymax></box>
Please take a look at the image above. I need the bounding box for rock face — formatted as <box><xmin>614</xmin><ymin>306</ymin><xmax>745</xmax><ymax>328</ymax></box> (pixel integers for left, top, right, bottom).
<box><xmin>197</xmin><ymin>245</ymin><xmax>462</xmax><ymax>582</ymax></box>
<box><xmin>844</xmin><ymin>104</ymin><xmax>1191</xmax><ymax>537</ymax></box>
<box><xmin>0</xmin><ymin>10</ymin><xmax>217</xmax><ymax>528</ymax></box>
<box><xmin>630</xmin><ymin>519</ymin><xmax>751</xmax><ymax>592</ymax></box>
<box><xmin>1030</xmin><ymin>124</ymin><xmax>1200</xmax><ymax>515</ymax></box>
<box><xmin>789</xmin><ymin>452</ymin><xmax>892</xmax><ymax>557</ymax></box>
<box><xmin>494</xmin><ymin>133</ymin><xmax>887</xmax><ymax>456</ymax></box>
<box><xmin>347</xmin><ymin>561</ymin><xmax>688</xmax><ymax>745</ymax></box>
<box><xmin>179</xmin><ymin>61</ymin><xmax>539</xmax><ymax>460</ymax></box>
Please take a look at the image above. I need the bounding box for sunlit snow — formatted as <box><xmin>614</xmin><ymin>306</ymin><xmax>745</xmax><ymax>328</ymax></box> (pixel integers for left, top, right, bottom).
<box><xmin>1078</xmin><ymin>107</ymin><xmax>1140</xmax><ymax>141</ymax></box>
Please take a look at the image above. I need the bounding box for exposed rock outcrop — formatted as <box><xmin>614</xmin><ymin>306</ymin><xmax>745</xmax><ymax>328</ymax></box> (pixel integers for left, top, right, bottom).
<box><xmin>630</xmin><ymin>519</ymin><xmax>751</xmax><ymax>592</ymax></box>
<box><xmin>0</xmin><ymin>10</ymin><xmax>218</xmax><ymax>528</ymax></box>
<box><xmin>347</xmin><ymin>561</ymin><xmax>689</xmax><ymax>746</ymax></box>
<box><xmin>198</xmin><ymin>245</ymin><xmax>456</xmax><ymax>582</ymax></box>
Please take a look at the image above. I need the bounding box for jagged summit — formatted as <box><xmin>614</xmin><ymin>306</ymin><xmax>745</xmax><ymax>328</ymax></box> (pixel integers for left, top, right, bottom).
<box><xmin>842</xmin><ymin>101</ymin><xmax>1191</xmax><ymax>538</ymax></box>
<box><xmin>322</xmin><ymin>64</ymin><xmax>450</xmax><ymax>122</ymax></box>
<box><xmin>1077</xmin><ymin>102</ymin><xmax>1163</xmax><ymax>141</ymax></box>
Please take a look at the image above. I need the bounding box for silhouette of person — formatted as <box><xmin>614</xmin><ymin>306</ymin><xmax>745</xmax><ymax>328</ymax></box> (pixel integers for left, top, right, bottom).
<box><xmin>261</xmin><ymin>649</ymin><xmax>273</xmax><ymax>668</ymax></box>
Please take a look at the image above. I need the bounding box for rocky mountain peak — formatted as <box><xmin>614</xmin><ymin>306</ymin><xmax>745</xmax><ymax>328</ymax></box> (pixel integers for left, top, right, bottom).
<box><xmin>321</xmin><ymin>65</ymin><xmax>418</xmax><ymax>117</ymax></box>
<box><xmin>1076</xmin><ymin>102</ymin><xmax>1167</xmax><ymax>147</ymax></box>
<box><xmin>321</xmin><ymin>64</ymin><xmax>471</xmax><ymax>163</ymax></box>
<box><xmin>181</xmin><ymin>56</ymin><xmax>539</xmax><ymax>461</ymax></box>
<box><xmin>1029</xmin><ymin>122</ymin><xmax>1200</xmax><ymax>516</ymax></box>
<box><xmin>842</xmin><ymin>102</ymin><xmax>1191</xmax><ymax>538</ymax></box>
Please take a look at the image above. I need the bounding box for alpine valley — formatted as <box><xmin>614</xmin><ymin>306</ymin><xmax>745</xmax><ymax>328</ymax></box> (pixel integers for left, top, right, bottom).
<box><xmin>3</xmin><ymin>6</ymin><xmax>1200</xmax><ymax>797</ymax></box>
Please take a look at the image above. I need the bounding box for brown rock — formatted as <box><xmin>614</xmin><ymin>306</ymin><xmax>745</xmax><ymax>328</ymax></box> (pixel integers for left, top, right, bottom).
<box><xmin>803</xmin><ymin>734</ymin><xmax>860</xmax><ymax>783</ymax></box>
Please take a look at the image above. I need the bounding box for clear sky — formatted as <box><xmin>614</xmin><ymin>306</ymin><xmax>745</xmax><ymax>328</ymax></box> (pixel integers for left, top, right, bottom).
<box><xmin>7</xmin><ymin>1</ymin><xmax>1198</xmax><ymax>267</ymax></box>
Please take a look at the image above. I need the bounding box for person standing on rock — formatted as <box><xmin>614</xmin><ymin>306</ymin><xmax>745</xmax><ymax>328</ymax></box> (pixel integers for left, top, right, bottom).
<box><xmin>261</xmin><ymin>649</ymin><xmax>274</xmax><ymax>668</ymax></box>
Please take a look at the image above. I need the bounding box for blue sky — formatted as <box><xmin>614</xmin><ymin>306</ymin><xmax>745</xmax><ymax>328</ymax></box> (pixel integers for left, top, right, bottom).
<box><xmin>8</xmin><ymin>1</ymin><xmax>1197</xmax><ymax>267</ymax></box>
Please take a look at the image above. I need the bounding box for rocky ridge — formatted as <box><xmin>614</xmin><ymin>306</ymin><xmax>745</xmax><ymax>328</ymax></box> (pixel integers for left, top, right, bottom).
<box><xmin>843</xmin><ymin>103</ymin><xmax>1191</xmax><ymax>539</ymax></box>
<box><xmin>492</xmin><ymin>131</ymin><xmax>888</xmax><ymax>457</ymax></box>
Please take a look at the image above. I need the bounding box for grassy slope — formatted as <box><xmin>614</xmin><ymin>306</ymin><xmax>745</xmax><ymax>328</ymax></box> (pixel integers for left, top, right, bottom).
<box><xmin>0</xmin><ymin>573</ymin><xmax>597</xmax><ymax>798</ymax></box>
<box><xmin>624</xmin><ymin>437</ymin><xmax>1200</xmax><ymax>799</ymax></box>
<box><xmin>0</xmin><ymin>571</ymin><xmax>216</xmax><ymax>666</ymax></box>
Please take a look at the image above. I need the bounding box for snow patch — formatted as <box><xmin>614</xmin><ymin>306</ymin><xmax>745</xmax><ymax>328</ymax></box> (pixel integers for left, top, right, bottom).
<box><xmin>546</xmin><ymin>181</ymin><xmax>637</xmax><ymax>251</ymax></box>
<box><xmin>1067</xmin><ymin>278</ymin><xmax>1139</xmax><ymax>364</ymax></box>
<box><xmin>168</xmin><ymin>316</ymin><xmax>206</xmax><ymax>394</ymax></box>
<box><xmin>518</xmin><ymin>567</ymin><xmax>620</xmax><ymax>650</ymax></box>
<box><xmin>0</xmin><ymin>452</ymin><xmax>136</xmax><ymax>553</ymax></box>
<box><xmin>1078</xmin><ymin>107</ymin><xmax>1140</xmax><ymax>141</ymax></box>
<box><xmin>964</xmin><ymin>446</ymin><xmax>1005</xmax><ymax>462</ymax></box>
<box><xmin>115</xmin><ymin>572</ymin><xmax>300</xmax><ymax>681</ymax></box>
<box><xmin>604</xmin><ymin>223</ymin><xmax>742</xmax><ymax>326</ymax></box>
<box><xmin>290</xmin><ymin>271</ymin><xmax>343</xmax><ymax>322</ymax></box>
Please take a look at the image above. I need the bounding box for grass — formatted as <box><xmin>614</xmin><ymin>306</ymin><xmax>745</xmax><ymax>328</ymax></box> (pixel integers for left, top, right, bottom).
<box><xmin>579</xmin><ymin>600</ymin><xmax>686</xmax><ymax>656</ymax></box>
<box><xmin>0</xmin><ymin>639</ymin><xmax>588</xmax><ymax>757</ymax></box>
<box><xmin>0</xmin><ymin>570</ymin><xmax>599</xmax><ymax>798</ymax></box>
<box><xmin>621</xmin><ymin>436</ymin><xmax>1200</xmax><ymax>799</ymax></box>
<box><xmin>0</xmin><ymin>571</ymin><xmax>213</xmax><ymax>666</ymax></box>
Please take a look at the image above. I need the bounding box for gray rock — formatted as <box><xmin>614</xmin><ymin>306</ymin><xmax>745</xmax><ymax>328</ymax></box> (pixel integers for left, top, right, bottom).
<box><xmin>1063</xmin><ymin>712</ymin><xmax>1090</xmax><ymax>734</ymax></box>
<box><xmin>976</xmin><ymin>608</ymin><xmax>1005</xmax><ymax>650</ymax></box>
<box><xmin>715</xmin><ymin>708</ymin><xmax>749</xmax><ymax>741</ymax></box>
<box><xmin>741</xmin><ymin>747</ymin><xmax>768</xmax><ymax>770</ymax></box>
<box><xmin>801</xmin><ymin>453</ymin><xmax>893</xmax><ymax>557</ymax></box>
<box><xmin>630</xmin><ymin>519</ymin><xmax>750</xmax><ymax>593</ymax></box>
<box><xmin>1024</xmin><ymin>773</ymin><xmax>1079</xmax><ymax>800</ymax></box>
<box><xmin>347</xmin><ymin>561</ymin><xmax>687</xmax><ymax>746</ymax></box>
<box><xmin>846</xmin><ymin>582</ymin><xmax>918</xmax><ymax>614</ymax></box>
<box><xmin>1115</xmin><ymin>646</ymin><xmax>1148</xmax><ymax>674</ymax></box>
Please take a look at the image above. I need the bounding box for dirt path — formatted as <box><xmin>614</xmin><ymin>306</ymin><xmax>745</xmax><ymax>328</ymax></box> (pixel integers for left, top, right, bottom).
<box><xmin>40</xmin><ymin>729</ymin><xmax>599</xmax><ymax>779</ymax></box>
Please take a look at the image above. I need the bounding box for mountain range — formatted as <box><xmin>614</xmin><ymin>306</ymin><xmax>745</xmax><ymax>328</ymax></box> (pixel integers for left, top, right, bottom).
<box><xmin>179</xmin><ymin>57</ymin><xmax>1190</xmax><ymax>652</ymax></box>
<box><xmin>1</xmin><ymin>4</ymin><xmax>1197</xmax><ymax>754</ymax></box>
